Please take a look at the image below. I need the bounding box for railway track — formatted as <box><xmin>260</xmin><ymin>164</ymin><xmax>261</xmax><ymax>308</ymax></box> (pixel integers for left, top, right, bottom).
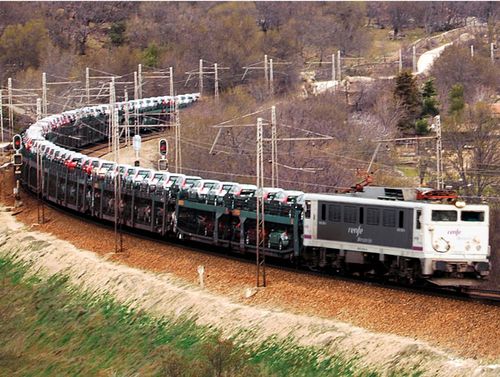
<box><xmin>21</xmin><ymin>186</ymin><xmax>500</xmax><ymax>306</ymax></box>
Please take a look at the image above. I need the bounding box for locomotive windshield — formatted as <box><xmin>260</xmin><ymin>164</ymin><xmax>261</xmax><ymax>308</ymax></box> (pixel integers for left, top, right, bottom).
<box><xmin>461</xmin><ymin>211</ymin><xmax>485</xmax><ymax>222</ymax></box>
<box><xmin>432</xmin><ymin>210</ymin><xmax>457</xmax><ymax>222</ymax></box>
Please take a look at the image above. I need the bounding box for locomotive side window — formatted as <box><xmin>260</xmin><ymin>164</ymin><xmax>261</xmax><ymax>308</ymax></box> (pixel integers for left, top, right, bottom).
<box><xmin>367</xmin><ymin>208</ymin><xmax>379</xmax><ymax>225</ymax></box>
<box><xmin>432</xmin><ymin>210</ymin><xmax>457</xmax><ymax>222</ymax></box>
<box><xmin>328</xmin><ymin>204</ymin><xmax>341</xmax><ymax>222</ymax></box>
<box><xmin>383</xmin><ymin>209</ymin><xmax>396</xmax><ymax>227</ymax></box>
<box><xmin>321</xmin><ymin>204</ymin><xmax>326</xmax><ymax>221</ymax></box>
<box><xmin>398</xmin><ymin>210</ymin><xmax>404</xmax><ymax>228</ymax></box>
<box><xmin>344</xmin><ymin>206</ymin><xmax>357</xmax><ymax>224</ymax></box>
<box><xmin>416</xmin><ymin>210</ymin><xmax>422</xmax><ymax>229</ymax></box>
<box><xmin>461</xmin><ymin>211</ymin><xmax>484</xmax><ymax>222</ymax></box>
<box><xmin>359</xmin><ymin>207</ymin><xmax>364</xmax><ymax>224</ymax></box>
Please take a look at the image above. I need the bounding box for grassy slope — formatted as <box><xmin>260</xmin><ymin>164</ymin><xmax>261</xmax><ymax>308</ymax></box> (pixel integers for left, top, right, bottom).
<box><xmin>0</xmin><ymin>257</ymin><xmax>419</xmax><ymax>377</ymax></box>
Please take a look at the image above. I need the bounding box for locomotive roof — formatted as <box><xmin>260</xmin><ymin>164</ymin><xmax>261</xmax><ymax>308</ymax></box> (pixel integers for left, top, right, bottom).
<box><xmin>302</xmin><ymin>190</ymin><xmax>489</xmax><ymax>210</ymax></box>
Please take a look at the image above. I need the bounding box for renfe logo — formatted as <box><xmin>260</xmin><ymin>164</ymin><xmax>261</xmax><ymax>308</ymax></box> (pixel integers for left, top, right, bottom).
<box><xmin>447</xmin><ymin>229</ymin><xmax>461</xmax><ymax>236</ymax></box>
<box><xmin>348</xmin><ymin>225</ymin><xmax>364</xmax><ymax>236</ymax></box>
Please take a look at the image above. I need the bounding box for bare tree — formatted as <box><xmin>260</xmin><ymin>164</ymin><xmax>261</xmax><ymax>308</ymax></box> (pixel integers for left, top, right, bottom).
<box><xmin>444</xmin><ymin>102</ymin><xmax>500</xmax><ymax>197</ymax></box>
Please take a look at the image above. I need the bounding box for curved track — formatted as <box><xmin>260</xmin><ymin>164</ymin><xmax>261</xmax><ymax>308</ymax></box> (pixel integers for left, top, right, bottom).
<box><xmin>21</xmin><ymin>180</ymin><xmax>500</xmax><ymax>306</ymax></box>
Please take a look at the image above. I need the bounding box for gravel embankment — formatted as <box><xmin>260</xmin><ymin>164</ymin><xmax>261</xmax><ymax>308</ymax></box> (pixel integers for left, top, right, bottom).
<box><xmin>0</xmin><ymin>169</ymin><xmax>497</xmax><ymax>362</ymax></box>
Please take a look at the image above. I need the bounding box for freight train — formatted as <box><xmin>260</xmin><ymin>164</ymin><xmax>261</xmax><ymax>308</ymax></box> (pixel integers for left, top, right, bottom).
<box><xmin>18</xmin><ymin>94</ymin><xmax>491</xmax><ymax>286</ymax></box>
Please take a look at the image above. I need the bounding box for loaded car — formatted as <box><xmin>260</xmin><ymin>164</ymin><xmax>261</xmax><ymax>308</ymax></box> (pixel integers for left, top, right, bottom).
<box><xmin>267</xmin><ymin>229</ymin><xmax>290</xmax><ymax>250</ymax></box>
<box><xmin>206</xmin><ymin>181</ymin><xmax>238</xmax><ymax>205</ymax></box>
<box><xmin>187</xmin><ymin>179</ymin><xmax>220</xmax><ymax>201</ymax></box>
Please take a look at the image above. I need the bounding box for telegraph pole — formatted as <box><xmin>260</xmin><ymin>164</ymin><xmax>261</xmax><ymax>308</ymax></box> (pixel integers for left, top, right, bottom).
<box><xmin>174</xmin><ymin>100</ymin><xmax>182</xmax><ymax>173</ymax></box>
<box><xmin>269</xmin><ymin>58</ymin><xmax>274</xmax><ymax>96</ymax></box>
<box><xmin>85</xmin><ymin>67</ymin><xmax>90</xmax><ymax>105</ymax></box>
<box><xmin>435</xmin><ymin>115</ymin><xmax>443</xmax><ymax>190</ymax></box>
<box><xmin>110</xmin><ymin>79</ymin><xmax>122</xmax><ymax>253</ymax></box>
<box><xmin>331</xmin><ymin>54</ymin><xmax>336</xmax><ymax>81</ymax></box>
<box><xmin>271</xmin><ymin>105</ymin><xmax>278</xmax><ymax>187</ymax></box>
<box><xmin>133</xmin><ymin>71</ymin><xmax>138</xmax><ymax>100</ymax></box>
<box><xmin>255</xmin><ymin>117</ymin><xmax>266</xmax><ymax>287</ymax></box>
<box><xmin>0</xmin><ymin>89</ymin><xmax>3</xmax><ymax>144</ymax></box>
<box><xmin>337</xmin><ymin>50</ymin><xmax>341</xmax><ymax>81</ymax></box>
<box><xmin>124</xmin><ymin>89</ymin><xmax>130</xmax><ymax>146</ymax></box>
<box><xmin>214</xmin><ymin>63</ymin><xmax>219</xmax><ymax>101</ymax></box>
<box><xmin>7</xmin><ymin>78</ymin><xmax>13</xmax><ymax>136</ymax></box>
<box><xmin>42</xmin><ymin>72</ymin><xmax>47</xmax><ymax>117</ymax></box>
<box><xmin>199</xmin><ymin>59</ymin><xmax>204</xmax><ymax>96</ymax></box>
<box><xmin>169</xmin><ymin>66</ymin><xmax>174</xmax><ymax>97</ymax></box>
<box><xmin>36</xmin><ymin>96</ymin><xmax>44</xmax><ymax>223</ymax></box>
<box><xmin>264</xmin><ymin>54</ymin><xmax>268</xmax><ymax>87</ymax></box>
<box><xmin>36</xmin><ymin>98</ymin><xmax>42</xmax><ymax>121</ymax></box>
<box><xmin>399</xmin><ymin>49</ymin><xmax>403</xmax><ymax>73</ymax></box>
<box><xmin>138</xmin><ymin>64</ymin><xmax>143</xmax><ymax>99</ymax></box>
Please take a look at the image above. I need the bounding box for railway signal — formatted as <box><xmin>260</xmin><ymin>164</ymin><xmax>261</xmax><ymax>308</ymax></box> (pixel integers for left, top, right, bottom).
<box><xmin>159</xmin><ymin>138</ymin><xmax>168</xmax><ymax>157</ymax></box>
<box><xmin>12</xmin><ymin>134</ymin><xmax>22</xmax><ymax>151</ymax></box>
<box><xmin>12</xmin><ymin>153</ymin><xmax>22</xmax><ymax>167</ymax></box>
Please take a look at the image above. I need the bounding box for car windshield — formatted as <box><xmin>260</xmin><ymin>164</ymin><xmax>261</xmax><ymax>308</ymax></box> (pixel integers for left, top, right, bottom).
<box><xmin>229</xmin><ymin>186</ymin><xmax>240</xmax><ymax>194</ymax></box>
<box><xmin>274</xmin><ymin>192</ymin><xmax>286</xmax><ymax>200</ymax></box>
<box><xmin>152</xmin><ymin>174</ymin><xmax>166</xmax><ymax>184</ymax></box>
<box><xmin>204</xmin><ymin>182</ymin><xmax>217</xmax><ymax>189</ymax></box>
<box><xmin>118</xmin><ymin>167</ymin><xmax>127</xmax><ymax>174</ymax></box>
<box><xmin>221</xmin><ymin>184</ymin><xmax>233</xmax><ymax>191</ymax></box>
<box><xmin>240</xmin><ymin>189</ymin><xmax>255</xmax><ymax>197</ymax></box>
<box><xmin>137</xmin><ymin>171</ymin><xmax>151</xmax><ymax>179</ymax></box>
<box><xmin>126</xmin><ymin>169</ymin><xmax>135</xmax><ymax>176</ymax></box>
<box><xmin>165</xmin><ymin>176</ymin><xmax>180</xmax><ymax>187</ymax></box>
<box><xmin>185</xmin><ymin>178</ymin><xmax>199</xmax><ymax>186</ymax></box>
<box><xmin>101</xmin><ymin>163</ymin><xmax>114</xmax><ymax>170</ymax></box>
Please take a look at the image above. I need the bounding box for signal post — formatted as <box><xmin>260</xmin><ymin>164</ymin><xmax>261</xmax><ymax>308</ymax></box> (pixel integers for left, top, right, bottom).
<box><xmin>12</xmin><ymin>134</ymin><xmax>23</xmax><ymax>208</ymax></box>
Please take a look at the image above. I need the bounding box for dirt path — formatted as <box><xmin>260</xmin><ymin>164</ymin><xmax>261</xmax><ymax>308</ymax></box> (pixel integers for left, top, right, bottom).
<box><xmin>0</xmin><ymin>209</ymin><xmax>499</xmax><ymax>377</ymax></box>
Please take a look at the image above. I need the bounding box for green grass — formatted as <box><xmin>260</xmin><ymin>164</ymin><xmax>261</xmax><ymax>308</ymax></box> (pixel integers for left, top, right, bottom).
<box><xmin>0</xmin><ymin>257</ymin><xmax>423</xmax><ymax>376</ymax></box>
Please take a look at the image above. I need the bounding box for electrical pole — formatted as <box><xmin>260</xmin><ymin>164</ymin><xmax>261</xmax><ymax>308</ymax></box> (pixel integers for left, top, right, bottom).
<box><xmin>42</xmin><ymin>72</ymin><xmax>47</xmax><ymax>117</ymax></box>
<box><xmin>85</xmin><ymin>67</ymin><xmax>90</xmax><ymax>105</ymax></box>
<box><xmin>399</xmin><ymin>48</ymin><xmax>403</xmax><ymax>73</ymax></box>
<box><xmin>169</xmin><ymin>66</ymin><xmax>174</xmax><ymax>97</ymax></box>
<box><xmin>7</xmin><ymin>78</ymin><xmax>13</xmax><ymax>136</ymax></box>
<box><xmin>255</xmin><ymin>117</ymin><xmax>266</xmax><ymax>287</ymax></box>
<box><xmin>110</xmin><ymin>79</ymin><xmax>122</xmax><ymax>253</ymax></box>
<box><xmin>331</xmin><ymin>54</ymin><xmax>336</xmax><ymax>81</ymax></box>
<box><xmin>264</xmin><ymin>54</ymin><xmax>268</xmax><ymax>88</ymax></box>
<box><xmin>337</xmin><ymin>50</ymin><xmax>341</xmax><ymax>81</ymax></box>
<box><xmin>0</xmin><ymin>89</ymin><xmax>3</xmax><ymax>144</ymax></box>
<box><xmin>214</xmin><ymin>63</ymin><xmax>219</xmax><ymax>101</ymax></box>
<box><xmin>269</xmin><ymin>58</ymin><xmax>274</xmax><ymax>96</ymax></box>
<box><xmin>108</xmin><ymin>77</ymin><xmax>115</xmax><ymax>153</ymax></box>
<box><xmin>36</xmin><ymin>98</ymin><xmax>42</xmax><ymax>121</ymax></box>
<box><xmin>134</xmin><ymin>71</ymin><xmax>138</xmax><ymax>100</ymax></box>
<box><xmin>138</xmin><ymin>64</ymin><xmax>143</xmax><ymax>99</ymax></box>
<box><xmin>174</xmin><ymin>100</ymin><xmax>182</xmax><ymax>173</ymax></box>
<box><xmin>470</xmin><ymin>45</ymin><xmax>474</xmax><ymax>58</ymax></box>
<box><xmin>491</xmin><ymin>43</ymin><xmax>495</xmax><ymax>63</ymax></box>
<box><xmin>412</xmin><ymin>45</ymin><xmax>417</xmax><ymax>73</ymax></box>
<box><xmin>271</xmin><ymin>105</ymin><xmax>278</xmax><ymax>187</ymax></box>
<box><xmin>124</xmin><ymin>89</ymin><xmax>130</xmax><ymax>146</ymax></box>
<box><xmin>199</xmin><ymin>59</ymin><xmax>204</xmax><ymax>97</ymax></box>
<box><xmin>435</xmin><ymin>115</ymin><xmax>443</xmax><ymax>190</ymax></box>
